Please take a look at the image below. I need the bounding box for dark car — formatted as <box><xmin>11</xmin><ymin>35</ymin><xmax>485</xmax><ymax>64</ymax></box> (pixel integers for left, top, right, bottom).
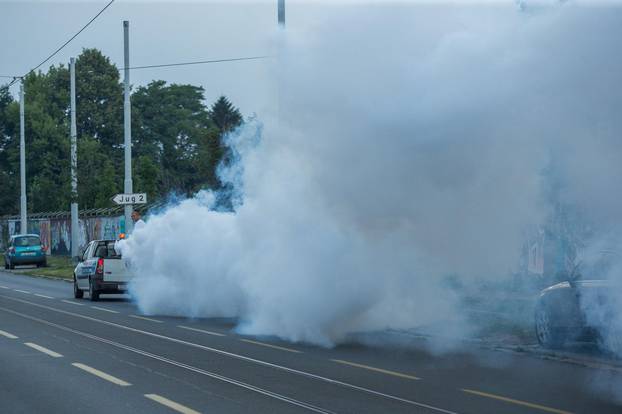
<box><xmin>3</xmin><ymin>234</ymin><xmax>47</xmax><ymax>269</ymax></box>
<box><xmin>535</xmin><ymin>255</ymin><xmax>622</xmax><ymax>353</ymax></box>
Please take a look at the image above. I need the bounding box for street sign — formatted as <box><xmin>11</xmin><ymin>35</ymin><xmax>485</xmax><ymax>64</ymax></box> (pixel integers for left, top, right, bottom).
<box><xmin>112</xmin><ymin>193</ymin><xmax>147</xmax><ymax>205</ymax></box>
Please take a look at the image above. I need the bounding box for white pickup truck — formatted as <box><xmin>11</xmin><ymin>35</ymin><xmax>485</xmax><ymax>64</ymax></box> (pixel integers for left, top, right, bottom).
<box><xmin>73</xmin><ymin>239</ymin><xmax>132</xmax><ymax>301</ymax></box>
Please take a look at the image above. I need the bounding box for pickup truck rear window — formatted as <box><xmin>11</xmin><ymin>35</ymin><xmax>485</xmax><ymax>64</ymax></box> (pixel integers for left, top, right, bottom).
<box><xmin>94</xmin><ymin>241</ymin><xmax>122</xmax><ymax>259</ymax></box>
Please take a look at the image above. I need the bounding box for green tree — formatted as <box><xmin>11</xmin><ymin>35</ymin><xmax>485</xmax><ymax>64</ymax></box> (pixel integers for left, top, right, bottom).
<box><xmin>132</xmin><ymin>80</ymin><xmax>214</xmax><ymax>196</ymax></box>
<box><xmin>209</xmin><ymin>96</ymin><xmax>242</xmax><ymax>133</ymax></box>
<box><xmin>0</xmin><ymin>86</ymin><xmax>17</xmax><ymax>213</ymax></box>
<box><xmin>75</xmin><ymin>49</ymin><xmax>124</xmax><ymax>150</ymax></box>
<box><xmin>0</xmin><ymin>49</ymin><xmax>246</xmax><ymax>216</ymax></box>
<box><xmin>0</xmin><ymin>70</ymin><xmax>72</xmax><ymax>212</ymax></box>
<box><xmin>190</xmin><ymin>126</ymin><xmax>223</xmax><ymax>192</ymax></box>
<box><xmin>77</xmin><ymin>136</ymin><xmax>118</xmax><ymax>209</ymax></box>
<box><xmin>134</xmin><ymin>155</ymin><xmax>158</xmax><ymax>200</ymax></box>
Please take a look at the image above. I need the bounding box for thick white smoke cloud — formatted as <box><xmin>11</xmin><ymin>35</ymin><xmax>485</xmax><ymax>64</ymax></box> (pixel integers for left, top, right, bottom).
<box><xmin>121</xmin><ymin>2</ymin><xmax>622</xmax><ymax>346</ymax></box>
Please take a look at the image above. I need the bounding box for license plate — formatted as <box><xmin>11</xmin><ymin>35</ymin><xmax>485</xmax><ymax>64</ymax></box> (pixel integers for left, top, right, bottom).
<box><xmin>21</xmin><ymin>252</ymin><xmax>35</xmax><ymax>256</ymax></box>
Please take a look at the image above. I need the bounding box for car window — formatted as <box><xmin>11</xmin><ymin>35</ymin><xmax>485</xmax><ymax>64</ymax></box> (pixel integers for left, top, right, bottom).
<box><xmin>94</xmin><ymin>244</ymin><xmax>107</xmax><ymax>258</ymax></box>
<box><xmin>14</xmin><ymin>236</ymin><xmax>41</xmax><ymax>247</ymax></box>
<box><xmin>105</xmin><ymin>241</ymin><xmax>121</xmax><ymax>258</ymax></box>
<box><xmin>82</xmin><ymin>242</ymin><xmax>93</xmax><ymax>261</ymax></box>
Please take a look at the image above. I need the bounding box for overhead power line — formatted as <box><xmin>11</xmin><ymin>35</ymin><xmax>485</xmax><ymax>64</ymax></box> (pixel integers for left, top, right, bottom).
<box><xmin>7</xmin><ymin>0</ymin><xmax>115</xmax><ymax>88</ymax></box>
<box><xmin>125</xmin><ymin>55</ymin><xmax>271</xmax><ymax>71</ymax></box>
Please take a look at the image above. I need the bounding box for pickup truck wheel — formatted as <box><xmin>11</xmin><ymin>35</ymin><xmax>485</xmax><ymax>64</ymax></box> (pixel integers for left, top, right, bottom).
<box><xmin>89</xmin><ymin>278</ymin><xmax>99</xmax><ymax>302</ymax></box>
<box><xmin>73</xmin><ymin>275</ymin><xmax>83</xmax><ymax>299</ymax></box>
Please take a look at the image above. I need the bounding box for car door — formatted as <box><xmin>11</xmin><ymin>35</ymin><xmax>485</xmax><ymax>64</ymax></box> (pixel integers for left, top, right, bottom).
<box><xmin>76</xmin><ymin>242</ymin><xmax>93</xmax><ymax>289</ymax></box>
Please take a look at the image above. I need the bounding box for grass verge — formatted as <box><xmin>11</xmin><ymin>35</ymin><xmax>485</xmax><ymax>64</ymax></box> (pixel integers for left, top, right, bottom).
<box><xmin>17</xmin><ymin>256</ymin><xmax>74</xmax><ymax>280</ymax></box>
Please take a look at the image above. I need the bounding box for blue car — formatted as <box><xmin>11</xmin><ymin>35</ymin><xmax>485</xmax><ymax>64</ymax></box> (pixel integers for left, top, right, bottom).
<box><xmin>4</xmin><ymin>234</ymin><xmax>47</xmax><ymax>269</ymax></box>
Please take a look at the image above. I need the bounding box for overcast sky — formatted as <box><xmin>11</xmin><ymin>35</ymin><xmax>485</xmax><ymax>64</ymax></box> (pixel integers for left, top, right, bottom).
<box><xmin>0</xmin><ymin>1</ymin><xmax>309</xmax><ymax>116</ymax></box>
<box><xmin>2</xmin><ymin>1</ymin><xmax>618</xmax><ymax>116</ymax></box>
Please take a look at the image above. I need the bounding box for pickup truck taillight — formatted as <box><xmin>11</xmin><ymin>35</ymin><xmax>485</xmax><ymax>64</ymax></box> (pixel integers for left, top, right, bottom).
<box><xmin>96</xmin><ymin>258</ymin><xmax>104</xmax><ymax>275</ymax></box>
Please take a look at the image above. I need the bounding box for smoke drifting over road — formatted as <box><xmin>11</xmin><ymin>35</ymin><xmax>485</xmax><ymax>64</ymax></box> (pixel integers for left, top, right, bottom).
<box><xmin>122</xmin><ymin>1</ymin><xmax>622</xmax><ymax>346</ymax></box>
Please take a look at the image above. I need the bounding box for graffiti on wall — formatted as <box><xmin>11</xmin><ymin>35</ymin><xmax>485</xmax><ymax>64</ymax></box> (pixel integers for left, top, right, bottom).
<box><xmin>38</xmin><ymin>220</ymin><xmax>51</xmax><ymax>256</ymax></box>
<box><xmin>51</xmin><ymin>219</ymin><xmax>71</xmax><ymax>256</ymax></box>
<box><xmin>2</xmin><ymin>215</ymin><xmax>125</xmax><ymax>256</ymax></box>
<box><xmin>101</xmin><ymin>216</ymin><xmax>122</xmax><ymax>240</ymax></box>
<box><xmin>83</xmin><ymin>216</ymin><xmax>122</xmax><ymax>243</ymax></box>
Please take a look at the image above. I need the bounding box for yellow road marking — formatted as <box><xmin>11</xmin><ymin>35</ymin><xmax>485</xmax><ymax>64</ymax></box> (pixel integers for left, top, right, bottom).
<box><xmin>0</xmin><ymin>329</ymin><xmax>18</xmax><ymax>339</ymax></box>
<box><xmin>241</xmin><ymin>339</ymin><xmax>302</xmax><ymax>354</ymax></box>
<box><xmin>145</xmin><ymin>394</ymin><xmax>201</xmax><ymax>414</ymax></box>
<box><xmin>72</xmin><ymin>363</ymin><xmax>131</xmax><ymax>386</ymax></box>
<box><xmin>461</xmin><ymin>389</ymin><xmax>573</xmax><ymax>414</ymax></box>
<box><xmin>178</xmin><ymin>325</ymin><xmax>225</xmax><ymax>336</ymax></box>
<box><xmin>24</xmin><ymin>342</ymin><xmax>63</xmax><ymax>358</ymax></box>
<box><xmin>34</xmin><ymin>294</ymin><xmax>54</xmax><ymax>299</ymax></box>
<box><xmin>14</xmin><ymin>289</ymin><xmax>30</xmax><ymax>294</ymax></box>
<box><xmin>130</xmin><ymin>315</ymin><xmax>163</xmax><ymax>323</ymax></box>
<box><xmin>331</xmin><ymin>359</ymin><xmax>420</xmax><ymax>380</ymax></box>
<box><xmin>91</xmin><ymin>306</ymin><xmax>119</xmax><ymax>314</ymax></box>
<box><xmin>61</xmin><ymin>300</ymin><xmax>84</xmax><ymax>306</ymax></box>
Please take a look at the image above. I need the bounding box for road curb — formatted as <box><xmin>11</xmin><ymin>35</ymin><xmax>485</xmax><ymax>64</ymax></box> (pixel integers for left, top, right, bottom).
<box><xmin>0</xmin><ymin>269</ymin><xmax>72</xmax><ymax>283</ymax></box>
<box><xmin>495</xmin><ymin>344</ymin><xmax>622</xmax><ymax>372</ymax></box>
<box><xmin>388</xmin><ymin>329</ymin><xmax>622</xmax><ymax>372</ymax></box>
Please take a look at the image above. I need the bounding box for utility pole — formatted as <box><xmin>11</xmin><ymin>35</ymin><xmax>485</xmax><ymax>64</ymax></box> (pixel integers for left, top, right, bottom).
<box><xmin>278</xmin><ymin>0</ymin><xmax>285</xmax><ymax>27</ymax></box>
<box><xmin>123</xmin><ymin>20</ymin><xmax>133</xmax><ymax>235</ymax></box>
<box><xmin>70</xmin><ymin>57</ymin><xmax>79</xmax><ymax>257</ymax></box>
<box><xmin>276</xmin><ymin>0</ymin><xmax>285</xmax><ymax>122</ymax></box>
<box><xmin>19</xmin><ymin>80</ymin><xmax>27</xmax><ymax>235</ymax></box>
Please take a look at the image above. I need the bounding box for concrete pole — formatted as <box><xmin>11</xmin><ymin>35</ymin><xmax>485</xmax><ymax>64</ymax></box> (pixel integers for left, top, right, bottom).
<box><xmin>276</xmin><ymin>0</ymin><xmax>285</xmax><ymax>122</ymax></box>
<box><xmin>123</xmin><ymin>20</ymin><xmax>133</xmax><ymax>235</ymax></box>
<box><xmin>278</xmin><ymin>0</ymin><xmax>285</xmax><ymax>27</ymax></box>
<box><xmin>70</xmin><ymin>58</ymin><xmax>79</xmax><ymax>257</ymax></box>
<box><xmin>19</xmin><ymin>80</ymin><xmax>27</xmax><ymax>235</ymax></box>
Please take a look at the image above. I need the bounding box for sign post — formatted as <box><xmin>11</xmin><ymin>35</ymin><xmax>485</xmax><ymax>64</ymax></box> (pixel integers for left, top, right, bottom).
<box><xmin>123</xmin><ymin>21</ymin><xmax>133</xmax><ymax>234</ymax></box>
<box><xmin>112</xmin><ymin>193</ymin><xmax>147</xmax><ymax>206</ymax></box>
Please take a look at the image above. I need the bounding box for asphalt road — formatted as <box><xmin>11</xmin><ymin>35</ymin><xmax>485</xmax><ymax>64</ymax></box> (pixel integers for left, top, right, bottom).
<box><xmin>0</xmin><ymin>271</ymin><xmax>621</xmax><ymax>414</ymax></box>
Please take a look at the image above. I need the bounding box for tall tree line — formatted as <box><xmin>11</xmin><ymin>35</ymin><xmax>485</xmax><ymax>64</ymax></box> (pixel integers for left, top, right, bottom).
<box><xmin>0</xmin><ymin>49</ymin><xmax>242</xmax><ymax>215</ymax></box>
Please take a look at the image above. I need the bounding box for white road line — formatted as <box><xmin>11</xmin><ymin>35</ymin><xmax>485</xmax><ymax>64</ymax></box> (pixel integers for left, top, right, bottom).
<box><xmin>130</xmin><ymin>315</ymin><xmax>163</xmax><ymax>323</ymax></box>
<box><xmin>0</xmin><ymin>296</ymin><xmax>459</xmax><ymax>414</ymax></box>
<box><xmin>145</xmin><ymin>394</ymin><xmax>201</xmax><ymax>414</ymax></box>
<box><xmin>461</xmin><ymin>389</ymin><xmax>572</xmax><ymax>414</ymax></box>
<box><xmin>178</xmin><ymin>325</ymin><xmax>225</xmax><ymax>337</ymax></box>
<box><xmin>34</xmin><ymin>294</ymin><xmax>54</xmax><ymax>299</ymax></box>
<box><xmin>1</xmin><ymin>307</ymin><xmax>334</xmax><ymax>414</ymax></box>
<box><xmin>0</xmin><ymin>285</ymin><xmax>9</xmax><ymax>289</ymax></box>
<box><xmin>91</xmin><ymin>306</ymin><xmax>119</xmax><ymax>314</ymax></box>
<box><xmin>62</xmin><ymin>300</ymin><xmax>84</xmax><ymax>306</ymax></box>
<box><xmin>331</xmin><ymin>359</ymin><xmax>420</xmax><ymax>380</ymax></box>
<box><xmin>14</xmin><ymin>289</ymin><xmax>30</xmax><ymax>294</ymax></box>
<box><xmin>0</xmin><ymin>329</ymin><xmax>18</xmax><ymax>339</ymax></box>
<box><xmin>24</xmin><ymin>342</ymin><xmax>63</xmax><ymax>358</ymax></box>
<box><xmin>241</xmin><ymin>339</ymin><xmax>302</xmax><ymax>354</ymax></box>
<box><xmin>72</xmin><ymin>363</ymin><xmax>131</xmax><ymax>386</ymax></box>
